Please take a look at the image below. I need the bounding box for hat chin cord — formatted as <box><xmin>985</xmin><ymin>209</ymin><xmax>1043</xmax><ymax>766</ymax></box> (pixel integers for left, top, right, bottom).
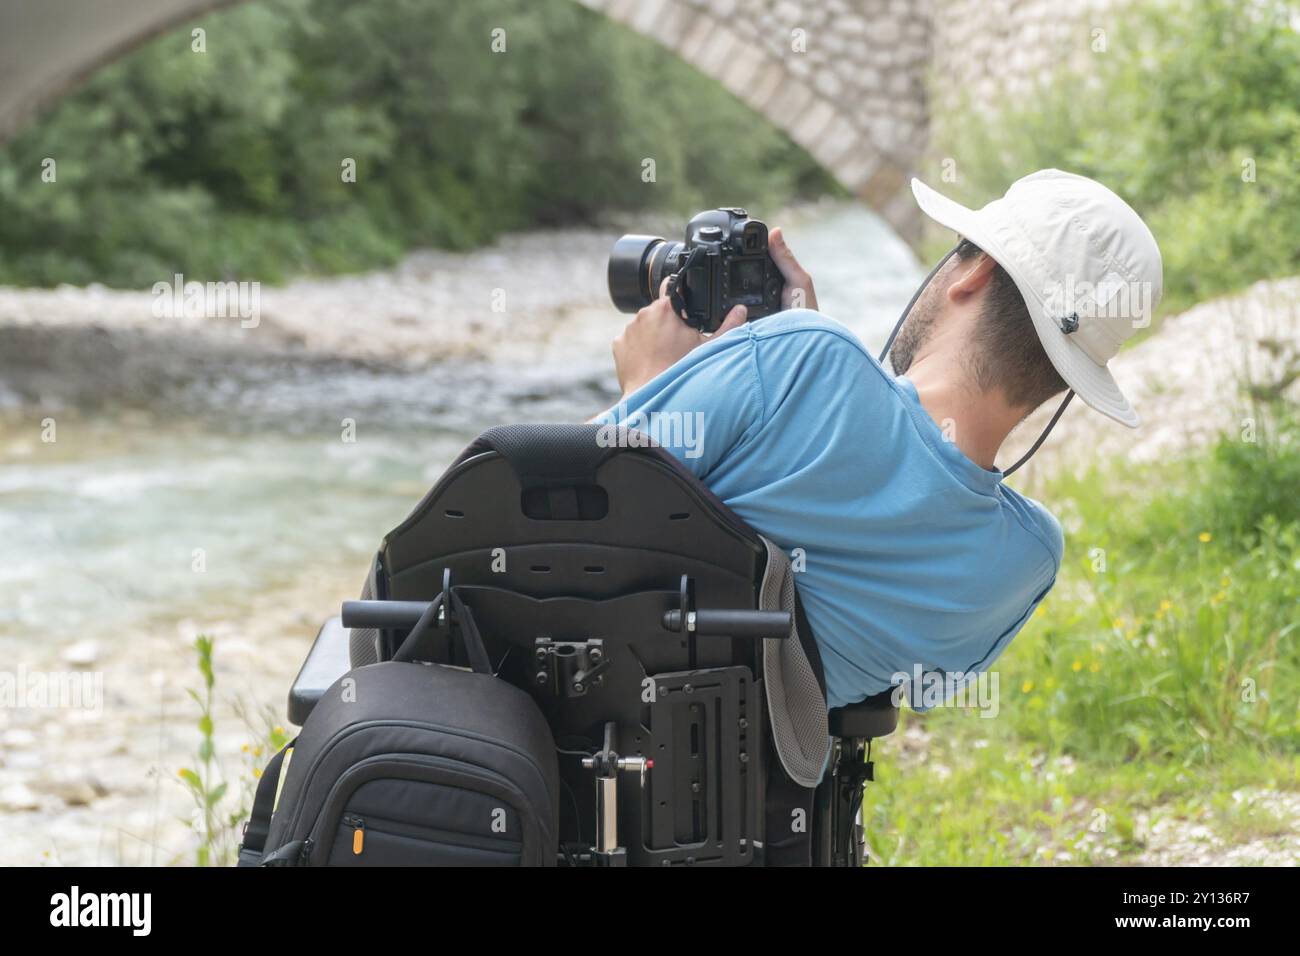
<box><xmin>878</xmin><ymin>245</ymin><xmax>1074</xmax><ymax>478</ymax></box>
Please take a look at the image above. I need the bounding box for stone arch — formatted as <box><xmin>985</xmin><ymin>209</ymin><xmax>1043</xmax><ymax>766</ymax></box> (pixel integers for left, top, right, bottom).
<box><xmin>574</xmin><ymin>0</ymin><xmax>930</xmax><ymax>241</ymax></box>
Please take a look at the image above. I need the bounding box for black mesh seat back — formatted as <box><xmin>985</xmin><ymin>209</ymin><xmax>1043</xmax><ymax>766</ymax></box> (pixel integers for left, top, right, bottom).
<box><xmin>368</xmin><ymin>424</ymin><xmax>775</xmax><ymax>864</ymax></box>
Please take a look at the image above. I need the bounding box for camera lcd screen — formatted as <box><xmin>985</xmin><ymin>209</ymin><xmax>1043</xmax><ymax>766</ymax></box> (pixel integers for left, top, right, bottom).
<box><xmin>729</xmin><ymin>258</ymin><xmax>766</xmax><ymax>303</ymax></box>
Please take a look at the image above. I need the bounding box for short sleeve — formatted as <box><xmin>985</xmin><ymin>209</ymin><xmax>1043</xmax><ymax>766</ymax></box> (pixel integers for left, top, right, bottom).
<box><xmin>593</xmin><ymin>328</ymin><xmax>762</xmax><ymax>479</ymax></box>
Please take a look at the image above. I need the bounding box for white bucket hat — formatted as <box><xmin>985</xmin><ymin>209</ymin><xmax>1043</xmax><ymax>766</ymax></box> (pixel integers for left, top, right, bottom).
<box><xmin>910</xmin><ymin>169</ymin><xmax>1162</xmax><ymax>428</ymax></box>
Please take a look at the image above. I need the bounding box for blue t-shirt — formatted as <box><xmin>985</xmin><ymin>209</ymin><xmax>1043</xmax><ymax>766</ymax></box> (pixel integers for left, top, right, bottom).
<box><xmin>595</xmin><ymin>309</ymin><xmax>1062</xmax><ymax>710</ymax></box>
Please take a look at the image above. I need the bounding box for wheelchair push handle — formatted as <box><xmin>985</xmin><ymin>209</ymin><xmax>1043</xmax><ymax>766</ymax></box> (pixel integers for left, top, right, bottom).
<box><xmin>345</xmin><ymin>569</ymin><xmax>493</xmax><ymax>675</ymax></box>
<box><xmin>660</xmin><ymin>608</ymin><xmax>791</xmax><ymax>640</ymax></box>
<box><xmin>342</xmin><ymin>599</ymin><xmax>432</xmax><ymax>629</ymax></box>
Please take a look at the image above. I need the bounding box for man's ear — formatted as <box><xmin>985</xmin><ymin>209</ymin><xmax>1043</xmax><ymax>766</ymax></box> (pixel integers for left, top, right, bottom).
<box><xmin>945</xmin><ymin>252</ymin><xmax>997</xmax><ymax>305</ymax></box>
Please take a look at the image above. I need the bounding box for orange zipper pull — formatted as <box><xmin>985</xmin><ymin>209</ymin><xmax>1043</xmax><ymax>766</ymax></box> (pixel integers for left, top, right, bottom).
<box><xmin>345</xmin><ymin>816</ymin><xmax>365</xmax><ymax>855</ymax></box>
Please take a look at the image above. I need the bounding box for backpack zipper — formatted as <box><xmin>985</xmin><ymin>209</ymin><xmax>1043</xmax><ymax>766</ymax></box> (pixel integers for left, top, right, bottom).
<box><xmin>343</xmin><ymin>814</ymin><xmax>365</xmax><ymax>855</ymax></box>
<box><xmin>305</xmin><ymin>753</ymin><xmax>538</xmax><ymax>865</ymax></box>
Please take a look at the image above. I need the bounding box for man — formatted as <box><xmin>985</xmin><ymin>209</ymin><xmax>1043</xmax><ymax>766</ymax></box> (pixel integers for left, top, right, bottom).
<box><xmin>595</xmin><ymin>169</ymin><xmax>1162</xmax><ymax>711</ymax></box>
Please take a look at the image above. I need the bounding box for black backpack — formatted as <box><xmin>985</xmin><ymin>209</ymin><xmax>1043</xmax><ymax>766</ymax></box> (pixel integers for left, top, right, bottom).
<box><xmin>239</xmin><ymin>587</ymin><xmax>560</xmax><ymax>866</ymax></box>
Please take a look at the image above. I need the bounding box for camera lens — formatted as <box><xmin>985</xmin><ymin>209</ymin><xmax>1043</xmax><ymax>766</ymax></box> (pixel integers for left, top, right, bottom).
<box><xmin>608</xmin><ymin>234</ymin><xmax>681</xmax><ymax>313</ymax></box>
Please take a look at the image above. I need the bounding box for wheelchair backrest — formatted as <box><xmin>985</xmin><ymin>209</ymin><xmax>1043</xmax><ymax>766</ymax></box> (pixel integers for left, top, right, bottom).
<box><xmin>357</xmin><ymin>424</ymin><xmax>784</xmax><ymax>864</ymax></box>
<box><xmin>385</xmin><ymin>423</ymin><xmax>760</xmax><ymax>598</ymax></box>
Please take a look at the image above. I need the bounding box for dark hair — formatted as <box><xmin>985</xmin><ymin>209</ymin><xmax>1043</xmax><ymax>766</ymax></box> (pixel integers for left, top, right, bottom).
<box><xmin>955</xmin><ymin>238</ymin><xmax>1067</xmax><ymax>410</ymax></box>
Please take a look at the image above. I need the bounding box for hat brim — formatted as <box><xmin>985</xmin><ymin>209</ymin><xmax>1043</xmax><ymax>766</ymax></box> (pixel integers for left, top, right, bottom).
<box><xmin>910</xmin><ymin>178</ymin><xmax>1139</xmax><ymax>428</ymax></box>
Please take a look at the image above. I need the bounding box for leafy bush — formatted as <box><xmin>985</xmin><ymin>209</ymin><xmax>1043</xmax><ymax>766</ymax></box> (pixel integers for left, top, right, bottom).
<box><xmin>928</xmin><ymin>0</ymin><xmax>1300</xmax><ymax>315</ymax></box>
<box><xmin>0</xmin><ymin>0</ymin><xmax>837</xmax><ymax>287</ymax></box>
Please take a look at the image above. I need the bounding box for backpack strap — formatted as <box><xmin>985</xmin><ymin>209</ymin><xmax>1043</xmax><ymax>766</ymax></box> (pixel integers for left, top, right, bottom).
<box><xmin>392</xmin><ymin>580</ymin><xmax>493</xmax><ymax>675</ymax></box>
<box><xmin>237</xmin><ymin>740</ymin><xmax>295</xmax><ymax>867</ymax></box>
<box><xmin>259</xmin><ymin>839</ymin><xmax>308</xmax><ymax>867</ymax></box>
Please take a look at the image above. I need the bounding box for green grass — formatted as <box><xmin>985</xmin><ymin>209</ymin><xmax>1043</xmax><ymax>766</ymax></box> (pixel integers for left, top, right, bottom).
<box><xmin>867</xmin><ymin>715</ymin><xmax>1299</xmax><ymax>866</ymax></box>
<box><xmin>865</xmin><ymin>405</ymin><xmax>1300</xmax><ymax>865</ymax></box>
<box><xmin>178</xmin><ymin>635</ymin><xmax>291</xmax><ymax>867</ymax></box>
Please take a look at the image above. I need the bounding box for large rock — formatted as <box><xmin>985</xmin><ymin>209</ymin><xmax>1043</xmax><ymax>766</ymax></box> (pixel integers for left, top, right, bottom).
<box><xmin>0</xmin><ymin>783</ymin><xmax>41</xmax><ymax>812</ymax></box>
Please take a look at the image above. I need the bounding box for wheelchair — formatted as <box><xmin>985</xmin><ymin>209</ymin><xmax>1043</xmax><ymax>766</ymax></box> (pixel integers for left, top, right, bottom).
<box><xmin>287</xmin><ymin>424</ymin><xmax>898</xmax><ymax>866</ymax></box>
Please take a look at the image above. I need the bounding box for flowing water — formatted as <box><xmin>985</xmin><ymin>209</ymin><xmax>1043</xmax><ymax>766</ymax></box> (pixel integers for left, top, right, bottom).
<box><xmin>0</xmin><ymin>200</ymin><xmax>921</xmax><ymax>647</ymax></box>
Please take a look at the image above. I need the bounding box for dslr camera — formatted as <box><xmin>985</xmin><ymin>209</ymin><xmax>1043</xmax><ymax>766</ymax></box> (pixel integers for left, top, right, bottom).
<box><xmin>607</xmin><ymin>208</ymin><xmax>785</xmax><ymax>333</ymax></box>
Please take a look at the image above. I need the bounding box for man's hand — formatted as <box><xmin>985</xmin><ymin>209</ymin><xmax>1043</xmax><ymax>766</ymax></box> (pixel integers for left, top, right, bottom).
<box><xmin>612</xmin><ymin>277</ymin><xmax>746</xmax><ymax>398</ymax></box>
<box><xmin>769</xmin><ymin>226</ymin><xmax>818</xmax><ymax>312</ymax></box>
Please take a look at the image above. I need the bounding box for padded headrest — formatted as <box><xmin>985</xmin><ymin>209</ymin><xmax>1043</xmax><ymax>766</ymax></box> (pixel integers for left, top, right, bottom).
<box><xmin>456</xmin><ymin>424</ymin><xmax>619</xmax><ymax>484</ymax></box>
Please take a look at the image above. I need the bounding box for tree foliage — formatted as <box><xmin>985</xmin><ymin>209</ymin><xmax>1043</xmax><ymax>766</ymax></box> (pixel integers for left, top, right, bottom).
<box><xmin>0</xmin><ymin>0</ymin><xmax>836</xmax><ymax>286</ymax></box>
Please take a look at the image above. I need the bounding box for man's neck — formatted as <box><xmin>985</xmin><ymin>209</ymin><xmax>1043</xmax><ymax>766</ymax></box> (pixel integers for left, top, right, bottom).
<box><xmin>901</xmin><ymin>353</ymin><xmax>1024</xmax><ymax>472</ymax></box>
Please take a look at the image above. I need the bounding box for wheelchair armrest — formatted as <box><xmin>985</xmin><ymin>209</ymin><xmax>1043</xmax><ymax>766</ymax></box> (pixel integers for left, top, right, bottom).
<box><xmin>288</xmin><ymin>616</ymin><xmax>353</xmax><ymax>726</ymax></box>
<box><xmin>828</xmin><ymin>689</ymin><xmax>899</xmax><ymax>739</ymax></box>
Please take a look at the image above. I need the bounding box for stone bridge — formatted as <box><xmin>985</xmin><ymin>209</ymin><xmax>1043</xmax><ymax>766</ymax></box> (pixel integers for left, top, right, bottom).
<box><xmin>0</xmin><ymin>0</ymin><xmax>1106</xmax><ymax>241</ymax></box>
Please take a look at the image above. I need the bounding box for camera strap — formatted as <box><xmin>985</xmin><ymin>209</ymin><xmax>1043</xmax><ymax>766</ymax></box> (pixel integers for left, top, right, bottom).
<box><xmin>1000</xmin><ymin>390</ymin><xmax>1074</xmax><ymax>476</ymax></box>
<box><xmin>878</xmin><ymin>244</ymin><xmax>1073</xmax><ymax>478</ymax></box>
<box><xmin>876</xmin><ymin>245</ymin><xmax>958</xmax><ymax>366</ymax></box>
<box><xmin>667</xmin><ymin>246</ymin><xmax>704</xmax><ymax>321</ymax></box>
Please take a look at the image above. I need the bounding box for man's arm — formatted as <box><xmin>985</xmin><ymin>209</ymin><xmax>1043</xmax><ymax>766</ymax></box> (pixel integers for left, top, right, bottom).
<box><xmin>609</xmin><ymin>276</ymin><xmax>747</xmax><ymax>399</ymax></box>
<box><xmin>590</xmin><ymin>318</ymin><xmax>761</xmax><ymax>478</ymax></box>
<box><xmin>587</xmin><ymin>227</ymin><xmax>819</xmax><ymax>477</ymax></box>
<box><xmin>595</xmin><ymin>225</ymin><xmax>818</xmax><ymax>410</ymax></box>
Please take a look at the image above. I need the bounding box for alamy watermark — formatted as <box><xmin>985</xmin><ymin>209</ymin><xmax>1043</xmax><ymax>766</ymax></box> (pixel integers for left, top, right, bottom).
<box><xmin>151</xmin><ymin>273</ymin><xmax>261</xmax><ymax>328</ymax></box>
<box><xmin>0</xmin><ymin>665</ymin><xmax>103</xmax><ymax>717</ymax></box>
<box><xmin>1042</xmin><ymin>273</ymin><xmax>1156</xmax><ymax>330</ymax></box>
<box><xmin>595</xmin><ymin>407</ymin><xmax>706</xmax><ymax>459</ymax></box>
<box><xmin>891</xmin><ymin>664</ymin><xmax>1000</xmax><ymax>717</ymax></box>
<box><xmin>50</xmin><ymin>886</ymin><xmax>150</xmax><ymax>936</ymax></box>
